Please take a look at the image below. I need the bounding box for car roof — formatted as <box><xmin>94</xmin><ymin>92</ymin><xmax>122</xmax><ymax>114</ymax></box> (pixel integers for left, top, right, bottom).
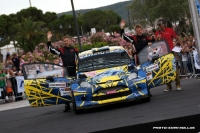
<box><xmin>79</xmin><ymin>46</ymin><xmax>125</xmax><ymax>57</ymax></box>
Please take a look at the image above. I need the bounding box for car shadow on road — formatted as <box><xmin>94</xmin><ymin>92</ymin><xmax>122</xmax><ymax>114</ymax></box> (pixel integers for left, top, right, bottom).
<box><xmin>75</xmin><ymin>99</ymin><xmax>150</xmax><ymax>115</ymax></box>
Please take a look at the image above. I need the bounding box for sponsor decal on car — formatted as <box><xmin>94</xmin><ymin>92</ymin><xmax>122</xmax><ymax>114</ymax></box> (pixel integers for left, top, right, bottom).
<box><xmin>106</xmin><ymin>90</ymin><xmax>117</xmax><ymax>95</ymax></box>
<box><xmin>79</xmin><ymin>49</ymin><xmax>124</xmax><ymax>59</ymax></box>
<box><xmin>146</xmin><ymin>71</ymin><xmax>153</xmax><ymax>81</ymax></box>
<box><xmin>84</xmin><ymin>71</ymin><xmax>97</xmax><ymax>78</ymax></box>
<box><xmin>59</xmin><ymin>88</ymin><xmax>71</xmax><ymax>96</ymax></box>
<box><xmin>145</xmin><ymin>63</ymin><xmax>159</xmax><ymax>72</ymax></box>
<box><xmin>49</xmin><ymin>82</ymin><xmax>66</xmax><ymax>88</ymax></box>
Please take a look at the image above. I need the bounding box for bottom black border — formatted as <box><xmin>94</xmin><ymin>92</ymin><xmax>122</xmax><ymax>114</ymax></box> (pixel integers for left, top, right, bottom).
<box><xmin>91</xmin><ymin>114</ymin><xmax>200</xmax><ymax>133</ymax></box>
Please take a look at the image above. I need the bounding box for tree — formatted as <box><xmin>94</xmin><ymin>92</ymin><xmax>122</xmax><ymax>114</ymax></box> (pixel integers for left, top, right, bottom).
<box><xmin>16</xmin><ymin>7</ymin><xmax>44</xmax><ymax>22</ymax></box>
<box><xmin>0</xmin><ymin>15</ymin><xmax>8</xmax><ymax>44</ymax></box>
<box><xmin>58</xmin><ymin>14</ymin><xmax>77</xmax><ymax>36</ymax></box>
<box><xmin>14</xmin><ymin>17</ymin><xmax>46</xmax><ymax>53</ymax></box>
<box><xmin>128</xmin><ymin>0</ymin><xmax>191</xmax><ymax>32</ymax></box>
<box><xmin>43</xmin><ymin>12</ymin><xmax>57</xmax><ymax>24</ymax></box>
<box><xmin>0</xmin><ymin>14</ymin><xmax>19</xmax><ymax>47</ymax></box>
<box><xmin>108</xmin><ymin>25</ymin><xmax>121</xmax><ymax>33</ymax></box>
<box><xmin>82</xmin><ymin>10</ymin><xmax>121</xmax><ymax>33</ymax></box>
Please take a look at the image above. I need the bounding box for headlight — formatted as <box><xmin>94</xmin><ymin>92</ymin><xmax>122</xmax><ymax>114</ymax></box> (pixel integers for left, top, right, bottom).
<box><xmin>80</xmin><ymin>82</ymin><xmax>92</xmax><ymax>88</ymax></box>
<box><xmin>127</xmin><ymin>73</ymin><xmax>137</xmax><ymax>81</ymax></box>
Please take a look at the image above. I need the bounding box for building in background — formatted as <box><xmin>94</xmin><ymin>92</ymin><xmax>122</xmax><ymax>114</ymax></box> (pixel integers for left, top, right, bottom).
<box><xmin>0</xmin><ymin>41</ymin><xmax>18</xmax><ymax>62</ymax></box>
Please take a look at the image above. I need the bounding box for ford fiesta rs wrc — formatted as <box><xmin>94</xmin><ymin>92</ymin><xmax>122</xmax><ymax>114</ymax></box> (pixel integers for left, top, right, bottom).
<box><xmin>23</xmin><ymin>41</ymin><xmax>176</xmax><ymax>114</ymax></box>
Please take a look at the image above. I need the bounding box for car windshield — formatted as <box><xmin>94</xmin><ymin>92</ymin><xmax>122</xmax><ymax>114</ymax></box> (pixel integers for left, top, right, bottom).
<box><xmin>78</xmin><ymin>51</ymin><xmax>131</xmax><ymax>72</ymax></box>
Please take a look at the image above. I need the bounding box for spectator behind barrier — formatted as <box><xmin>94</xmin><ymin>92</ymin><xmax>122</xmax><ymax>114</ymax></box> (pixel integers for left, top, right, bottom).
<box><xmin>6</xmin><ymin>79</ymin><xmax>14</xmax><ymax>102</ymax></box>
<box><xmin>0</xmin><ymin>70</ymin><xmax>7</xmax><ymax>103</ymax></box>
<box><xmin>4</xmin><ymin>54</ymin><xmax>14</xmax><ymax>69</ymax></box>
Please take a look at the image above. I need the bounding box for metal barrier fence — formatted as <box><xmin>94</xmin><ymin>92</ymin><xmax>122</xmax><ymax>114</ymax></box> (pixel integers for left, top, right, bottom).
<box><xmin>176</xmin><ymin>51</ymin><xmax>200</xmax><ymax>79</ymax></box>
<box><xmin>0</xmin><ymin>76</ymin><xmax>25</xmax><ymax>103</ymax></box>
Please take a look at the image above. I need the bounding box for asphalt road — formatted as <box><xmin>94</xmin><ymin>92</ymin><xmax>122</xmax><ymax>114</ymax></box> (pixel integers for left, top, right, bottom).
<box><xmin>0</xmin><ymin>79</ymin><xmax>200</xmax><ymax>133</ymax></box>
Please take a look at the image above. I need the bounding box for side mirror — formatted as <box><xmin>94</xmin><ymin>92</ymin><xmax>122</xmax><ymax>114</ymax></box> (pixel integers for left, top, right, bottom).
<box><xmin>151</xmin><ymin>54</ymin><xmax>159</xmax><ymax>62</ymax></box>
<box><xmin>128</xmin><ymin>65</ymin><xmax>135</xmax><ymax>71</ymax></box>
<box><xmin>46</xmin><ymin>76</ymin><xmax>54</xmax><ymax>82</ymax></box>
<box><xmin>78</xmin><ymin>73</ymin><xmax>87</xmax><ymax>79</ymax></box>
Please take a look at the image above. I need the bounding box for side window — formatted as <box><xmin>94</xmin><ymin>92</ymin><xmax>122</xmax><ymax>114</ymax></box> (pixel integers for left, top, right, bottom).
<box><xmin>138</xmin><ymin>41</ymin><xmax>170</xmax><ymax>64</ymax></box>
<box><xmin>23</xmin><ymin>63</ymin><xmax>68</xmax><ymax>80</ymax></box>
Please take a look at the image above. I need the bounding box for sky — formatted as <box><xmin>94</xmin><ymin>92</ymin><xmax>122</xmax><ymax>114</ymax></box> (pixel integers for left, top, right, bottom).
<box><xmin>0</xmin><ymin>0</ymin><xmax>128</xmax><ymax>15</ymax></box>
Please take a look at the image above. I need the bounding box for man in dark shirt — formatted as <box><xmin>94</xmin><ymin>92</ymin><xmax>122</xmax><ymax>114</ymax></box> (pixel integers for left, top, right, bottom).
<box><xmin>120</xmin><ymin>20</ymin><xmax>155</xmax><ymax>97</ymax></box>
<box><xmin>120</xmin><ymin>20</ymin><xmax>155</xmax><ymax>65</ymax></box>
<box><xmin>47</xmin><ymin>31</ymin><xmax>78</xmax><ymax>112</ymax></box>
<box><xmin>12</xmin><ymin>53</ymin><xmax>20</xmax><ymax>71</ymax></box>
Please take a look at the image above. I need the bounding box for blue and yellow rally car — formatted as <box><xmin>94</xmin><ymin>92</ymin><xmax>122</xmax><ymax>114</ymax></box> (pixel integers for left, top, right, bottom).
<box><xmin>23</xmin><ymin>41</ymin><xmax>176</xmax><ymax>113</ymax></box>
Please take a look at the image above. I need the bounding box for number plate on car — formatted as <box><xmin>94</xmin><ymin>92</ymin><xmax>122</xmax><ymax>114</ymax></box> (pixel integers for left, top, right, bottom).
<box><xmin>106</xmin><ymin>90</ymin><xmax>117</xmax><ymax>95</ymax></box>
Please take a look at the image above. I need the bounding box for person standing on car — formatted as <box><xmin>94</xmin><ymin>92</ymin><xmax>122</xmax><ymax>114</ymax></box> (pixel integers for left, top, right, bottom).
<box><xmin>154</xmin><ymin>17</ymin><xmax>185</xmax><ymax>91</ymax></box>
<box><xmin>120</xmin><ymin>20</ymin><xmax>154</xmax><ymax>97</ymax></box>
<box><xmin>120</xmin><ymin>20</ymin><xmax>155</xmax><ymax>65</ymax></box>
<box><xmin>47</xmin><ymin>31</ymin><xmax>78</xmax><ymax>112</ymax></box>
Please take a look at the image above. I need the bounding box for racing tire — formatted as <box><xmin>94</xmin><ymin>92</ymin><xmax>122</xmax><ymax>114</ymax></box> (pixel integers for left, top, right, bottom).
<box><xmin>72</xmin><ymin>91</ymin><xmax>82</xmax><ymax>114</ymax></box>
<box><xmin>141</xmin><ymin>96</ymin><xmax>150</xmax><ymax>103</ymax></box>
<box><xmin>141</xmin><ymin>88</ymin><xmax>151</xmax><ymax>103</ymax></box>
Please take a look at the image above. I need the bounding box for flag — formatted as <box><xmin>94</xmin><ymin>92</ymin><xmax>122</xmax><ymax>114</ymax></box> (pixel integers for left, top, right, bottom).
<box><xmin>15</xmin><ymin>76</ymin><xmax>24</xmax><ymax>93</ymax></box>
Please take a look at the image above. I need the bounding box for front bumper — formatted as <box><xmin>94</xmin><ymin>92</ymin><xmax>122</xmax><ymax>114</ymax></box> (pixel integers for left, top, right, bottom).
<box><xmin>73</xmin><ymin>79</ymin><xmax>148</xmax><ymax>110</ymax></box>
<box><xmin>76</xmin><ymin>95</ymin><xmax>149</xmax><ymax>109</ymax></box>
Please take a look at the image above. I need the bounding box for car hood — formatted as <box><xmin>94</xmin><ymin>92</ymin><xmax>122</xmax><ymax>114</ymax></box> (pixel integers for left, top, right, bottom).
<box><xmin>83</xmin><ymin>65</ymin><xmax>128</xmax><ymax>84</ymax></box>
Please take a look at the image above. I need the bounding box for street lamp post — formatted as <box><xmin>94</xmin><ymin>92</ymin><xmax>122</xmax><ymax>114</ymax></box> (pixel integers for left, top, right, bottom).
<box><xmin>70</xmin><ymin>0</ymin><xmax>82</xmax><ymax>51</ymax></box>
<box><xmin>81</xmin><ymin>26</ymin><xmax>84</xmax><ymax>37</ymax></box>
<box><xmin>188</xmin><ymin>0</ymin><xmax>200</xmax><ymax>58</ymax></box>
<box><xmin>68</xmin><ymin>25</ymin><xmax>71</xmax><ymax>35</ymax></box>
<box><xmin>59</xmin><ymin>24</ymin><xmax>63</xmax><ymax>36</ymax></box>
<box><xmin>29</xmin><ymin>0</ymin><xmax>32</xmax><ymax>7</ymax></box>
<box><xmin>127</xmin><ymin>9</ymin><xmax>131</xmax><ymax>31</ymax></box>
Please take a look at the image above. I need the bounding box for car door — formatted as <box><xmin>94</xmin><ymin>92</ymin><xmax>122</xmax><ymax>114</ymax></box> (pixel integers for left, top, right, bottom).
<box><xmin>138</xmin><ymin>40</ymin><xmax>176</xmax><ymax>89</ymax></box>
<box><xmin>22</xmin><ymin>63</ymin><xmax>72</xmax><ymax>107</ymax></box>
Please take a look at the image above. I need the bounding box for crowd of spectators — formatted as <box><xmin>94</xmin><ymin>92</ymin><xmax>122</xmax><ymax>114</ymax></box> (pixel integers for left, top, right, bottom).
<box><xmin>0</xmin><ymin>53</ymin><xmax>24</xmax><ymax>103</ymax></box>
<box><xmin>174</xmin><ymin>33</ymin><xmax>199</xmax><ymax>79</ymax></box>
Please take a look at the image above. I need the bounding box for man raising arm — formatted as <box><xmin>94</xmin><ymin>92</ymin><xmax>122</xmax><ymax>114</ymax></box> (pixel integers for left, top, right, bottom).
<box><xmin>47</xmin><ymin>31</ymin><xmax>78</xmax><ymax>112</ymax></box>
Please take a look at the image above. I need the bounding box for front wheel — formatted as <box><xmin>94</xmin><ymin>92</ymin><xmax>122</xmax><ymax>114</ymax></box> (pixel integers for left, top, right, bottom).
<box><xmin>141</xmin><ymin>88</ymin><xmax>151</xmax><ymax>103</ymax></box>
<box><xmin>141</xmin><ymin>96</ymin><xmax>150</xmax><ymax>103</ymax></box>
<box><xmin>72</xmin><ymin>91</ymin><xmax>82</xmax><ymax>114</ymax></box>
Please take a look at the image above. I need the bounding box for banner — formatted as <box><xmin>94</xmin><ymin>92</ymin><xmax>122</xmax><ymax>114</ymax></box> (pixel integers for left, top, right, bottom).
<box><xmin>91</xmin><ymin>28</ymin><xmax>96</xmax><ymax>34</ymax></box>
<box><xmin>197</xmin><ymin>0</ymin><xmax>200</xmax><ymax>14</ymax></box>
<box><xmin>193</xmin><ymin>50</ymin><xmax>200</xmax><ymax>69</ymax></box>
<box><xmin>15</xmin><ymin>76</ymin><xmax>24</xmax><ymax>93</ymax></box>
